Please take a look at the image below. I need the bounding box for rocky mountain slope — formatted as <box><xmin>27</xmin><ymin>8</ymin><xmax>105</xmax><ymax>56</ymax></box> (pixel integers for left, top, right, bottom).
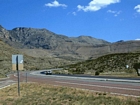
<box><xmin>8</xmin><ymin>27</ymin><xmax>110</xmax><ymax>48</ymax></box>
<box><xmin>0</xmin><ymin>25</ymin><xmax>140</xmax><ymax>60</ymax></box>
<box><xmin>0</xmin><ymin>25</ymin><xmax>110</xmax><ymax>59</ymax></box>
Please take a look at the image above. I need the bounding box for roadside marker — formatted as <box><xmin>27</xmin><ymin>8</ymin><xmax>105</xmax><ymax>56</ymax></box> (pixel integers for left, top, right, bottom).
<box><xmin>12</xmin><ymin>55</ymin><xmax>23</xmax><ymax>96</ymax></box>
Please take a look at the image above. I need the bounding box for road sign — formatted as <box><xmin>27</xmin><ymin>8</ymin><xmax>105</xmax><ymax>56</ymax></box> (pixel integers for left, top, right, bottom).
<box><xmin>12</xmin><ymin>55</ymin><xmax>23</xmax><ymax>70</ymax></box>
<box><xmin>12</xmin><ymin>55</ymin><xmax>24</xmax><ymax>96</ymax></box>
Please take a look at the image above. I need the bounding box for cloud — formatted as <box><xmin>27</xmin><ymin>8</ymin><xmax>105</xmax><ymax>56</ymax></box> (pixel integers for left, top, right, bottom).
<box><xmin>107</xmin><ymin>10</ymin><xmax>121</xmax><ymax>16</ymax></box>
<box><xmin>45</xmin><ymin>0</ymin><xmax>67</xmax><ymax>8</ymax></box>
<box><xmin>135</xmin><ymin>38</ymin><xmax>140</xmax><ymax>40</ymax></box>
<box><xmin>134</xmin><ymin>5</ymin><xmax>140</xmax><ymax>13</ymax></box>
<box><xmin>77</xmin><ymin>0</ymin><xmax>120</xmax><ymax>12</ymax></box>
<box><xmin>107</xmin><ymin>10</ymin><xmax>116</xmax><ymax>13</ymax></box>
<box><xmin>72</xmin><ymin>12</ymin><xmax>77</xmax><ymax>16</ymax></box>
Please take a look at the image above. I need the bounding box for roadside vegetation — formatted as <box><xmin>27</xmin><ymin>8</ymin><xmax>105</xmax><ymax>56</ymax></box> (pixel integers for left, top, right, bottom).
<box><xmin>0</xmin><ymin>83</ymin><xmax>140</xmax><ymax>105</ymax></box>
<box><xmin>62</xmin><ymin>53</ymin><xmax>140</xmax><ymax>77</ymax></box>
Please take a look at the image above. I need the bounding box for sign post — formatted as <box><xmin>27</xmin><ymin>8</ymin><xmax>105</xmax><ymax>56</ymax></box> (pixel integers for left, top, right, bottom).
<box><xmin>12</xmin><ymin>55</ymin><xmax>23</xmax><ymax>96</ymax></box>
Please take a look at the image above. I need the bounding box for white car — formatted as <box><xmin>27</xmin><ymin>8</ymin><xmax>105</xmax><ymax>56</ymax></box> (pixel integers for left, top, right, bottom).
<box><xmin>46</xmin><ymin>70</ymin><xmax>52</xmax><ymax>75</ymax></box>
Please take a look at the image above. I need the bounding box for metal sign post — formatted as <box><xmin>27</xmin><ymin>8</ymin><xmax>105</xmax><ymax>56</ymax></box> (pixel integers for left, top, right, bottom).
<box><xmin>12</xmin><ymin>55</ymin><xmax>23</xmax><ymax>97</ymax></box>
<box><xmin>26</xmin><ymin>72</ymin><xmax>27</xmax><ymax>83</ymax></box>
<box><xmin>16</xmin><ymin>56</ymin><xmax>20</xmax><ymax>96</ymax></box>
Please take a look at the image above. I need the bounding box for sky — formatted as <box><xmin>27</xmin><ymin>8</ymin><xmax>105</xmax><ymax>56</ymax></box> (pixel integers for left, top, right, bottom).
<box><xmin>0</xmin><ymin>0</ymin><xmax>140</xmax><ymax>42</ymax></box>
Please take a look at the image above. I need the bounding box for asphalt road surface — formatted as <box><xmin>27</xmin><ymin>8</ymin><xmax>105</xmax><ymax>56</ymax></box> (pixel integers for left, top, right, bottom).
<box><xmin>0</xmin><ymin>78</ymin><xmax>16</xmax><ymax>89</ymax></box>
<box><xmin>1</xmin><ymin>70</ymin><xmax>140</xmax><ymax>97</ymax></box>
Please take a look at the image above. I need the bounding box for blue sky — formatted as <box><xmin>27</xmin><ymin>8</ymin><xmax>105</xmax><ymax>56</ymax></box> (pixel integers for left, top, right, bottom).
<box><xmin>0</xmin><ymin>0</ymin><xmax>140</xmax><ymax>42</ymax></box>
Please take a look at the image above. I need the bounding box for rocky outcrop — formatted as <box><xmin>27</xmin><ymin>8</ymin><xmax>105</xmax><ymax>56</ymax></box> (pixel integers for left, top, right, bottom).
<box><xmin>8</xmin><ymin>27</ymin><xmax>110</xmax><ymax>49</ymax></box>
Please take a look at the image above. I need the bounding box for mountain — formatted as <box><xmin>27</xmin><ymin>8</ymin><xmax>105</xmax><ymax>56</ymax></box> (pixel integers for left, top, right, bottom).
<box><xmin>8</xmin><ymin>27</ymin><xmax>110</xmax><ymax>49</ymax></box>
<box><xmin>0</xmin><ymin>25</ymin><xmax>110</xmax><ymax>59</ymax></box>
<box><xmin>0</xmin><ymin>25</ymin><xmax>140</xmax><ymax>60</ymax></box>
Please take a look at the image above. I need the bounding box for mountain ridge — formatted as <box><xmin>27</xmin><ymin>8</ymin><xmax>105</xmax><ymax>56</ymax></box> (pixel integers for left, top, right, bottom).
<box><xmin>0</xmin><ymin>25</ymin><xmax>140</xmax><ymax>60</ymax></box>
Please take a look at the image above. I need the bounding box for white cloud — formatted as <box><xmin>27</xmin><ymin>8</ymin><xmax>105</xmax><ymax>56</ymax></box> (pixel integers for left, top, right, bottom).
<box><xmin>107</xmin><ymin>10</ymin><xmax>116</xmax><ymax>13</ymax></box>
<box><xmin>77</xmin><ymin>0</ymin><xmax>120</xmax><ymax>12</ymax></box>
<box><xmin>135</xmin><ymin>38</ymin><xmax>140</xmax><ymax>40</ymax></box>
<box><xmin>72</xmin><ymin>12</ymin><xmax>77</xmax><ymax>16</ymax></box>
<box><xmin>45</xmin><ymin>0</ymin><xmax>67</xmax><ymax>8</ymax></box>
<box><xmin>134</xmin><ymin>5</ymin><xmax>140</xmax><ymax>13</ymax></box>
<box><xmin>107</xmin><ymin>10</ymin><xmax>121</xmax><ymax>16</ymax></box>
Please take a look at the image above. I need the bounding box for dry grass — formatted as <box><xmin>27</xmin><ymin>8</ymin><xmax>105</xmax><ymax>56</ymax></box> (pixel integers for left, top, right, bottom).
<box><xmin>0</xmin><ymin>83</ymin><xmax>140</xmax><ymax>105</ymax></box>
<box><xmin>100</xmin><ymin>71</ymin><xmax>139</xmax><ymax>77</ymax></box>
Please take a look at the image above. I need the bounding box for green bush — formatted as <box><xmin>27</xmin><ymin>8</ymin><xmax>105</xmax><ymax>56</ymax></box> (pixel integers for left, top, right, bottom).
<box><xmin>95</xmin><ymin>71</ymin><xmax>100</xmax><ymax>75</ymax></box>
<box><xmin>133</xmin><ymin>63</ymin><xmax>140</xmax><ymax>76</ymax></box>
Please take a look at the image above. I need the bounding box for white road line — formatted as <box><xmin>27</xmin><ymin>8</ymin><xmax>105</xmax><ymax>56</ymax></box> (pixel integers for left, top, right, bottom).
<box><xmin>0</xmin><ymin>83</ymin><xmax>16</xmax><ymax>90</ymax></box>
<box><xmin>110</xmin><ymin>92</ymin><xmax>140</xmax><ymax>98</ymax></box>
<box><xmin>55</xmin><ymin>81</ymin><xmax>140</xmax><ymax>91</ymax></box>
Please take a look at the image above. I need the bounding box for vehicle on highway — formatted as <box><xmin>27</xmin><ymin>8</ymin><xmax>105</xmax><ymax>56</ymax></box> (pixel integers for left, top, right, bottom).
<box><xmin>45</xmin><ymin>70</ymin><xmax>52</xmax><ymax>75</ymax></box>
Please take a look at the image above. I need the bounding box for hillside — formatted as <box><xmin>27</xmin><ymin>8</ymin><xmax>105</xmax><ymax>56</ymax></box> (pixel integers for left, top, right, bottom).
<box><xmin>65</xmin><ymin>53</ymin><xmax>140</xmax><ymax>76</ymax></box>
<box><xmin>0</xmin><ymin>40</ymin><xmax>77</xmax><ymax>78</ymax></box>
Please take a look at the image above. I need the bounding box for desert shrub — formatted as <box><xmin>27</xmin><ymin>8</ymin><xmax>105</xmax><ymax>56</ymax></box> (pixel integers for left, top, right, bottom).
<box><xmin>133</xmin><ymin>63</ymin><xmax>140</xmax><ymax>76</ymax></box>
<box><xmin>125</xmin><ymin>69</ymin><xmax>135</xmax><ymax>73</ymax></box>
<box><xmin>95</xmin><ymin>71</ymin><xmax>100</xmax><ymax>75</ymax></box>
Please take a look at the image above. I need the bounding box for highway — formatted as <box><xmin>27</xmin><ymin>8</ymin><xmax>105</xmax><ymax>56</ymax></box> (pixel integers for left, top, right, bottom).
<box><xmin>1</xmin><ymin>69</ymin><xmax>140</xmax><ymax>97</ymax></box>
